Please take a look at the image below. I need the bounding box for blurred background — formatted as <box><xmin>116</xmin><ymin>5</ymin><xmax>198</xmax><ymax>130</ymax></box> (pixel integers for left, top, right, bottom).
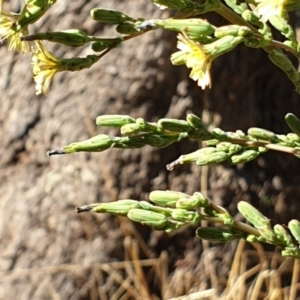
<box><xmin>0</xmin><ymin>1</ymin><xmax>300</xmax><ymax>299</ymax></box>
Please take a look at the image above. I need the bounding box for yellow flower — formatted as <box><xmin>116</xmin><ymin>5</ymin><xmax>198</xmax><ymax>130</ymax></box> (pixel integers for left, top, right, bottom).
<box><xmin>171</xmin><ymin>33</ymin><xmax>212</xmax><ymax>89</ymax></box>
<box><xmin>31</xmin><ymin>41</ymin><xmax>65</xmax><ymax>95</ymax></box>
<box><xmin>0</xmin><ymin>8</ymin><xmax>30</xmax><ymax>53</ymax></box>
<box><xmin>255</xmin><ymin>0</ymin><xmax>294</xmax><ymax>22</ymax></box>
<box><xmin>32</xmin><ymin>41</ymin><xmax>101</xmax><ymax>95</ymax></box>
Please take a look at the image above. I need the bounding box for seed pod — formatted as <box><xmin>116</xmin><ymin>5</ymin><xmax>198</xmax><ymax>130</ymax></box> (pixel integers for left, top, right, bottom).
<box><xmin>285</xmin><ymin>113</ymin><xmax>300</xmax><ymax>138</ymax></box>
<box><xmin>288</xmin><ymin>219</ymin><xmax>300</xmax><ymax>244</ymax></box>
<box><xmin>196</xmin><ymin>227</ymin><xmax>244</xmax><ymax>242</ymax></box>
<box><xmin>127</xmin><ymin>209</ymin><xmax>168</xmax><ymax>229</ymax></box>
<box><xmin>228</xmin><ymin>149</ymin><xmax>259</xmax><ymax>164</ymax></box>
<box><xmin>96</xmin><ymin>114</ymin><xmax>135</xmax><ymax>128</ymax></box>
<box><xmin>238</xmin><ymin>201</ymin><xmax>270</xmax><ymax>228</ymax></box>
<box><xmin>91</xmin><ymin>38</ymin><xmax>123</xmax><ymax>51</ymax></box>
<box><xmin>21</xmin><ymin>29</ymin><xmax>90</xmax><ymax>47</ymax></box>
<box><xmin>247</xmin><ymin>127</ymin><xmax>277</xmax><ymax>142</ymax></box>
<box><xmin>158</xmin><ymin>118</ymin><xmax>192</xmax><ymax>132</ymax></box>
<box><xmin>63</xmin><ymin>134</ymin><xmax>114</xmax><ymax>153</ymax></box>
<box><xmin>144</xmin><ymin>135</ymin><xmax>165</xmax><ymax>147</ymax></box>
<box><xmin>90</xmin><ymin>8</ymin><xmax>135</xmax><ymax>24</ymax></box>
<box><xmin>149</xmin><ymin>190</ymin><xmax>189</xmax><ymax>207</ymax></box>
<box><xmin>196</xmin><ymin>151</ymin><xmax>229</xmax><ymax>166</ymax></box>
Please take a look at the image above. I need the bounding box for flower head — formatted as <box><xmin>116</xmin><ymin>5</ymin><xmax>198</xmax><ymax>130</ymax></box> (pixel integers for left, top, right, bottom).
<box><xmin>171</xmin><ymin>33</ymin><xmax>212</xmax><ymax>89</ymax></box>
<box><xmin>0</xmin><ymin>9</ymin><xmax>30</xmax><ymax>53</ymax></box>
<box><xmin>32</xmin><ymin>41</ymin><xmax>101</xmax><ymax>95</ymax></box>
<box><xmin>31</xmin><ymin>41</ymin><xmax>65</xmax><ymax>95</ymax></box>
<box><xmin>255</xmin><ymin>0</ymin><xmax>294</xmax><ymax>22</ymax></box>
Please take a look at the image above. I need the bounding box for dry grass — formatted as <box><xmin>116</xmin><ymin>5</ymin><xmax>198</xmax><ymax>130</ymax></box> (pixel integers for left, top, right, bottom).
<box><xmin>1</xmin><ymin>236</ymin><xmax>300</xmax><ymax>300</ymax></box>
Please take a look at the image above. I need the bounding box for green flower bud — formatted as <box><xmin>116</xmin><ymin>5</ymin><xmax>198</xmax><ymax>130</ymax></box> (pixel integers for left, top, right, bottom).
<box><xmin>120</xmin><ymin>123</ymin><xmax>142</xmax><ymax>135</ymax></box>
<box><xmin>91</xmin><ymin>38</ymin><xmax>123</xmax><ymax>51</ymax></box>
<box><xmin>287</xmin><ymin>133</ymin><xmax>300</xmax><ymax>142</ymax></box>
<box><xmin>16</xmin><ymin>0</ymin><xmax>56</xmax><ymax>30</ymax></box>
<box><xmin>144</xmin><ymin>135</ymin><xmax>165</xmax><ymax>147</ymax></box>
<box><xmin>87</xmin><ymin>200</ymin><xmax>141</xmax><ymax>215</ymax></box>
<box><xmin>152</xmin><ymin>0</ymin><xmax>200</xmax><ymax>11</ymax></box>
<box><xmin>149</xmin><ymin>190</ymin><xmax>189</xmax><ymax>207</ymax></box>
<box><xmin>90</xmin><ymin>8</ymin><xmax>135</xmax><ymax>24</ymax></box>
<box><xmin>127</xmin><ymin>209</ymin><xmax>168</xmax><ymax>229</ymax></box>
<box><xmin>186</xmin><ymin>114</ymin><xmax>206</xmax><ymax>129</ymax></box>
<box><xmin>171</xmin><ymin>209</ymin><xmax>201</xmax><ymax>223</ymax></box>
<box><xmin>136</xmin><ymin>118</ymin><xmax>159</xmax><ymax>132</ymax></box>
<box><xmin>96</xmin><ymin>114</ymin><xmax>135</xmax><ymax>128</ymax></box>
<box><xmin>21</xmin><ymin>29</ymin><xmax>90</xmax><ymax>47</ymax></box>
<box><xmin>281</xmin><ymin>246</ymin><xmax>300</xmax><ymax>258</ymax></box>
<box><xmin>273</xmin><ymin>224</ymin><xmax>293</xmax><ymax>247</ymax></box>
<box><xmin>158</xmin><ymin>118</ymin><xmax>192</xmax><ymax>132</ymax></box>
<box><xmin>258</xmin><ymin>225</ymin><xmax>277</xmax><ymax>243</ymax></box>
<box><xmin>114</xmin><ymin>136</ymin><xmax>145</xmax><ymax>148</ymax></box>
<box><xmin>288</xmin><ymin>219</ymin><xmax>300</xmax><ymax>244</ymax></box>
<box><xmin>216</xmin><ymin>142</ymin><xmax>242</xmax><ymax>154</ymax></box>
<box><xmin>214</xmin><ymin>25</ymin><xmax>251</xmax><ymax>38</ymax></box>
<box><xmin>63</xmin><ymin>134</ymin><xmax>114</xmax><ymax>153</ymax></box>
<box><xmin>212</xmin><ymin>128</ymin><xmax>228</xmax><ymax>140</ymax></box>
<box><xmin>196</xmin><ymin>227</ymin><xmax>244</xmax><ymax>242</ymax></box>
<box><xmin>238</xmin><ymin>201</ymin><xmax>270</xmax><ymax>228</ymax></box>
<box><xmin>228</xmin><ymin>149</ymin><xmax>259</xmax><ymax>164</ymax></box>
<box><xmin>116</xmin><ymin>23</ymin><xmax>139</xmax><ymax>34</ymax></box>
<box><xmin>176</xmin><ymin>192</ymin><xmax>209</xmax><ymax>209</ymax></box>
<box><xmin>196</xmin><ymin>151</ymin><xmax>229</xmax><ymax>166</ymax></box>
<box><xmin>247</xmin><ymin>127</ymin><xmax>277</xmax><ymax>142</ymax></box>
<box><xmin>285</xmin><ymin>113</ymin><xmax>300</xmax><ymax>138</ymax></box>
<box><xmin>61</xmin><ymin>55</ymin><xmax>101</xmax><ymax>71</ymax></box>
<box><xmin>153</xmin><ymin>19</ymin><xmax>215</xmax><ymax>39</ymax></box>
<box><xmin>166</xmin><ymin>147</ymin><xmax>219</xmax><ymax>170</ymax></box>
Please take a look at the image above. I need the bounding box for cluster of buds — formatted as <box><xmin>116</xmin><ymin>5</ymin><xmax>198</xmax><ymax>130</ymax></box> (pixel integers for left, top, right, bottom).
<box><xmin>77</xmin><ymin>190</ymin><xmax>300</xmax><ymax>258</ymax></box>
<box><xmin>47</xmin><ymin>113</ymin><xmax>300</xmax><ymax>170</ymax></box>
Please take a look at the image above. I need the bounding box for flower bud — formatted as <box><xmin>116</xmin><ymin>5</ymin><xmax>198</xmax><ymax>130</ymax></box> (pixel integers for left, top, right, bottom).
<box><xmin>158</xmin><ymin>118</ymin><xmax>191</xmax><ymax>132</ymax></box>
<box><xmin>288</xmin><ymin>219</ymin><xmax>300</xmax><ymax>244</ymax></box>
<box><xmin>228</xmin><ymin>149</ymin><xmax>259</xmax><ymax>164</ymax></box>
<box><xmin>171</xmin><ymin>209</ymin><xmax>201</xmax><ymax>223</ymax></box>
<box><xmin>21</xmin><ymin>29</ymin><xmax>90</xmax><ymax>47</ymax></box>
<box><xmin>285</xmin><ymin>113</ymin><xmax>300</xmax><ymax>138</ymax></box>
<box><xmin>91</xmin><ymin>38</ymin><xmax>123</xmax><ymax>51</ymax></box>
<box><xmin>247</xmin><ymin>127</ymin><xmax>277</xmax><ymax>142</ymax></box>
<box><xmin>196</xmin><ymin>227</ymin><xmax>244</xmax><ymax>242</ymax></box>
<box><xmin>96</xmin><ymin>114</ymin><xmax>136</xmax><ymax>128</ymax></box>
<box><xmin>127</xmin><ymin>209</ymin><xmax>168</xmax><ymax>229</ymax></box>
<box><xmin>90</xmin><ymin>8</ymin><xmax>135</xmax><ymax>24</ymax></box>
<box><xmin>63</xmin><ymin>134</ymin><xmax>114</xmax><ymax>153</ymax></box>
<box><xmin>238</xmin><ymin>201</ymin><xmax>270</xmax><ymax>228</ymax></box>
<box><xmin>149</xmin><ymin>190</ymin><xmax>189</xmax><ymax>207</ymax></box>
<box><xmin>196</xmin><ymin>151</ymin><xmax>229</xmax><ymax>166</ymax></box>
<box><xmin>88</xmin><ymin>200</ymin><xmax>141</xmax><ymax>215</ymax></box>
